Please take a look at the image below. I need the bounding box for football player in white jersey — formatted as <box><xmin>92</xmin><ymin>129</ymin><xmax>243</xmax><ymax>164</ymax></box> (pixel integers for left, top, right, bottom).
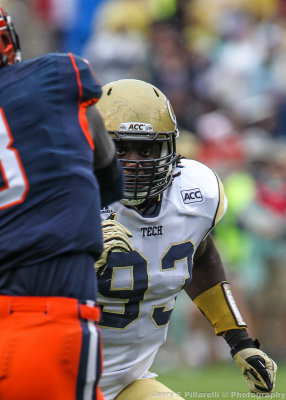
<box><xmin>95</xmin><ymin>79</ymin><xmax>277</xmax><ymax>400</ymax></box>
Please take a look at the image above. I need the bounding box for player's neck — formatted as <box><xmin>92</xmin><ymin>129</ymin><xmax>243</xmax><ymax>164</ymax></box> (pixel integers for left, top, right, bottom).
<box><xmin>130</xmin><ymin>195</ymin><xmax>162</xmax><ymax>216</ymax></box>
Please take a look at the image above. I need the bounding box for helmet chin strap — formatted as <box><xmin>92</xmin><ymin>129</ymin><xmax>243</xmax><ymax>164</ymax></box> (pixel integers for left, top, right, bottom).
<box><xmin>120</xmin><ymin>195</ymin><xmax>160</xmax><ymax>211</ymax></box>
<box><xmin>120</xmin><ymin>196</ymin><xmax>147</xmax><ymax>207</ymax></box>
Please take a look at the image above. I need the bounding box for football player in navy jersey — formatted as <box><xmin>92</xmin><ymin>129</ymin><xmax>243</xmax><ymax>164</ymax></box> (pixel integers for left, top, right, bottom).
<box><xmin>94</xmin><ymin>79</ymin><xmax>277</xmax><ymax>400</ymax></box>
<box><xmin>0</xmin><ymin>7</ymin><xmax>124</xmax><ymax>400</ymax></box>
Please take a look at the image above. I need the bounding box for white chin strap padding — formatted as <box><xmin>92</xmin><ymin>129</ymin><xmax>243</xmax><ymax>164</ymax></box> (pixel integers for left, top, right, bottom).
<box><xmin>120</xmin><ymin>197</ymin><xmax>146</xmax><ymax>206</ymax></box>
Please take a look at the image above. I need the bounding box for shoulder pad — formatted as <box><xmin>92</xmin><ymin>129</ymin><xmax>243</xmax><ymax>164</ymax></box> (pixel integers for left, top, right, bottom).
<box><xmin>170</xmin><ymin>159</ymin><xmax>227</xmax><ymax>227</ymax></box>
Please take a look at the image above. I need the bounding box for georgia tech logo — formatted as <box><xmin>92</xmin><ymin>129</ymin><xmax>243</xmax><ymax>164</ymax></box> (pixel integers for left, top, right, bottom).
<box><xmin>181</xmin><ymin>188</ymin><xmax>203</xmax><ymax>204</ymax></box>
<box><xmin>141</xmin><ymin>226</ymin><xmax>163</xmax><ymax>237</ymax></box>
<box><xmin>119</xmin><ymin>122</ymin><xmax>153</xmax><ymax>132</ymax></box>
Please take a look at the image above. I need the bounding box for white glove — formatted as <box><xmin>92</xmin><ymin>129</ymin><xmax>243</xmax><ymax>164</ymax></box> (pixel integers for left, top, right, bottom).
<box><xmin>95</xmin><ymin>219</ymin><xmax>133</xmax><ymax>276</ymax></box>
<box><xmin>233</xmin><ymin>347</ymin><xmax>277</xmax><ymax>393</ymax></box>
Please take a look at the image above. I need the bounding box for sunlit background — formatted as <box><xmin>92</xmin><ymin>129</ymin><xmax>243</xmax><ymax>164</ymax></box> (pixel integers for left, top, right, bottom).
<box><xmin>4</xmin><ymin>0</ymin><xmax>285</xmax><ymax>390</ymax></box>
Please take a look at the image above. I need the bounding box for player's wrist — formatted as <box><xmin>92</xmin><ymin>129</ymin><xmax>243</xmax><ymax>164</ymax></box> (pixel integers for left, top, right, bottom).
<box><xmin>223</xmin><ymin>328</ymin><xmax>259</xmax><ymax>356</ymax></box>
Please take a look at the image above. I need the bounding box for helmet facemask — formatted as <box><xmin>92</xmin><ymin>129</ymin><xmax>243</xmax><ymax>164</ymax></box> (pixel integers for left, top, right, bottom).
<box><xmin>112</xmin><ymin>129</ymin><xmax>177</xmax><ymax>206</ymax></box>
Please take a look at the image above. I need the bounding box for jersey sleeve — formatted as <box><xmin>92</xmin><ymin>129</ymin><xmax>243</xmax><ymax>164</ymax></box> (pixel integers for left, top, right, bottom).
<box><xmin>67</xmin><ymin>53</ymin><xmax>102</xmax><ymax>105</ymax></box>
<box><xmin>172</xmin><ymin>159</ymin><xmax>228</xmax><ymax>229</ymax></box>
<box><xmin>50</xmin><ymin>53</ymin><xmax>103</xmax><ymax>149</ymax></box>
<box><xmin>212</xmin><ymin>171</ymin><xmax>228</xmax><ymax>226</ymax></box>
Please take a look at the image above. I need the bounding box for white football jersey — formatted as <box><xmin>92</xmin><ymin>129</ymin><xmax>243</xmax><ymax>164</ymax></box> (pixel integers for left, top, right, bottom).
<box><xmin>98</xmin><ymin>159</ymin><xmax>227</xmax><ymax>400</ymax></box>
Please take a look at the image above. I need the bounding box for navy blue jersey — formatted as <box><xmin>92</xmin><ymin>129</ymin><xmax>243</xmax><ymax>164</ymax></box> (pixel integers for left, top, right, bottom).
<box><xmin>0</xmin><ymin>53</ymin><xmax>103</xmax><ymax>271</ymax></box>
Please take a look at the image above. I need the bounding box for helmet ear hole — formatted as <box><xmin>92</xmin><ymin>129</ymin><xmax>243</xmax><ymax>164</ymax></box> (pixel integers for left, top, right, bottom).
<box><xmin>153</xmin><ymin>88</ymin><xmax>160</xmax><ymax>97</ymax></box>
<box><xmin>107</xmin><ymin>88</ymin><xmax>112</xmax><ymax>96</ymax></box>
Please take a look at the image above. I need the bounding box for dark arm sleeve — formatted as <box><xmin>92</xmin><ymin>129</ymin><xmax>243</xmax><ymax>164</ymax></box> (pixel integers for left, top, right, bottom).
<box><xmin>94</xmin><ymin>154</ymin><xmax>124</xmax><ymax>207</ymax></box>
<box><xmin>86</xmin><ymin>105</ymin><xmax>124</xmax><ymax>207</ymax></box>
<box><xmin>184</xmin><ymin>234</ymin><xmax>226</xmax><ymax>300</ymax></box>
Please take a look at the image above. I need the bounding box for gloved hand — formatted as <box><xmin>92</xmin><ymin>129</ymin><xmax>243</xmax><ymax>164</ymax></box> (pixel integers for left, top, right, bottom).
<box><xmin>95</xmin><ymin>218</ymin><xmax>133</xmax><ymax>276</ymax></box>
<box><xmin>232</xmin><ymin>341</ymin><xmax>277</xmax><ymax>393</ymax></box>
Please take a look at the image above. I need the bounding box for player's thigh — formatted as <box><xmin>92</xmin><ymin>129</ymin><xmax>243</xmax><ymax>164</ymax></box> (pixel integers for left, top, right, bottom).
<box><xmin>115</xmin><ymin>377</ymin><xmax>184</xmax><ymax>400</ymax></box>
<box><xmin>0</xmin><ymin>295</ymin><xmax>102</xmax><ymax>400</ymax></box>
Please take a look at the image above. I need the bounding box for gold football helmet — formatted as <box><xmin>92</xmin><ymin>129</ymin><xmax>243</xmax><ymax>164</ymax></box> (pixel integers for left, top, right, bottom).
<box><xmin>96</xmin><ymin>79</ymin><xmax>178</xmax><ymax>205</ymax></box>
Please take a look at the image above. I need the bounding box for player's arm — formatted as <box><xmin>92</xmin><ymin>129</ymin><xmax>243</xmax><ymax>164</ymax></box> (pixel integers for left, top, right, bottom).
<box><xmin>86</xmin><ymin>105</ymin><xmax>124</xmax><ymax>207</ymax></box>
<box><xmin>184</xmin><ymin>235</ymin><xmax>277</xmax><ymax>394</ymax></box>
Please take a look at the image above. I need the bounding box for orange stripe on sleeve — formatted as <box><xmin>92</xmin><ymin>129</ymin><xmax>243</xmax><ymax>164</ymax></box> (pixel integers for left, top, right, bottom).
<box><xmin>69</xmin><ymin>53</ymin><xmax>95</xmax><ymax>150</ymax></box>
<box><xmin>69</xmin><ymin>53</ymin><xmax>83</xmax><ymax>100</ymax></box>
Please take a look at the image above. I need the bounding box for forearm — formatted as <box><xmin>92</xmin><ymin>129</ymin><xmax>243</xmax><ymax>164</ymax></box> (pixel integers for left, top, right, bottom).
<box><xmin>185</xmin><ymin>236</ymin><xmax>247</xmax><ymax>334</ymax></box>
<box><xmin>94</xmin><ymin>154</ymin><xmax>124</xmax><ymax>207</ymax></box>
<box><xmin>86</xmin><ymin>105</ymin><xmax>124</xmax><ymax>206</ymax></box>
<box><xmin>190</xmin><ymin>281</ymin><xmax>247</xmax><ymax>335</ymax></box>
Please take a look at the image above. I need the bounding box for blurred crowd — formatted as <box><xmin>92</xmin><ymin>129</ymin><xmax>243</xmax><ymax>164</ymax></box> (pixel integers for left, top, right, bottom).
<box><xmin>4</xmin><ymin>0</ymin><xmax>286</xmax><ymax>363</ymax></box>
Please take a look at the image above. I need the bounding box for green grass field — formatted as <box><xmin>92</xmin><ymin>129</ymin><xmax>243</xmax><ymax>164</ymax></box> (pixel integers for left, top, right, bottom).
<box><xmin>154</xmin><ymin>362</ymin><xmax>286</xmax><ymax>400</ymax></box>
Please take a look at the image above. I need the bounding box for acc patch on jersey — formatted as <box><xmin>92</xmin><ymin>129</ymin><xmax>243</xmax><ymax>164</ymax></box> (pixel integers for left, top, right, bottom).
<box><xmin>181</xmin><ymin>188</ymin><xmax>203</xmax><ymax>204</ymax></box>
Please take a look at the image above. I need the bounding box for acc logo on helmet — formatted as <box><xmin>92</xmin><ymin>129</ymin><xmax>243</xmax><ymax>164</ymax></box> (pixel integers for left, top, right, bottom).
<box><xmin>119</xmin><ymin>122</ymin><xmax>153</xmax><ymax>132</ymax></box>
